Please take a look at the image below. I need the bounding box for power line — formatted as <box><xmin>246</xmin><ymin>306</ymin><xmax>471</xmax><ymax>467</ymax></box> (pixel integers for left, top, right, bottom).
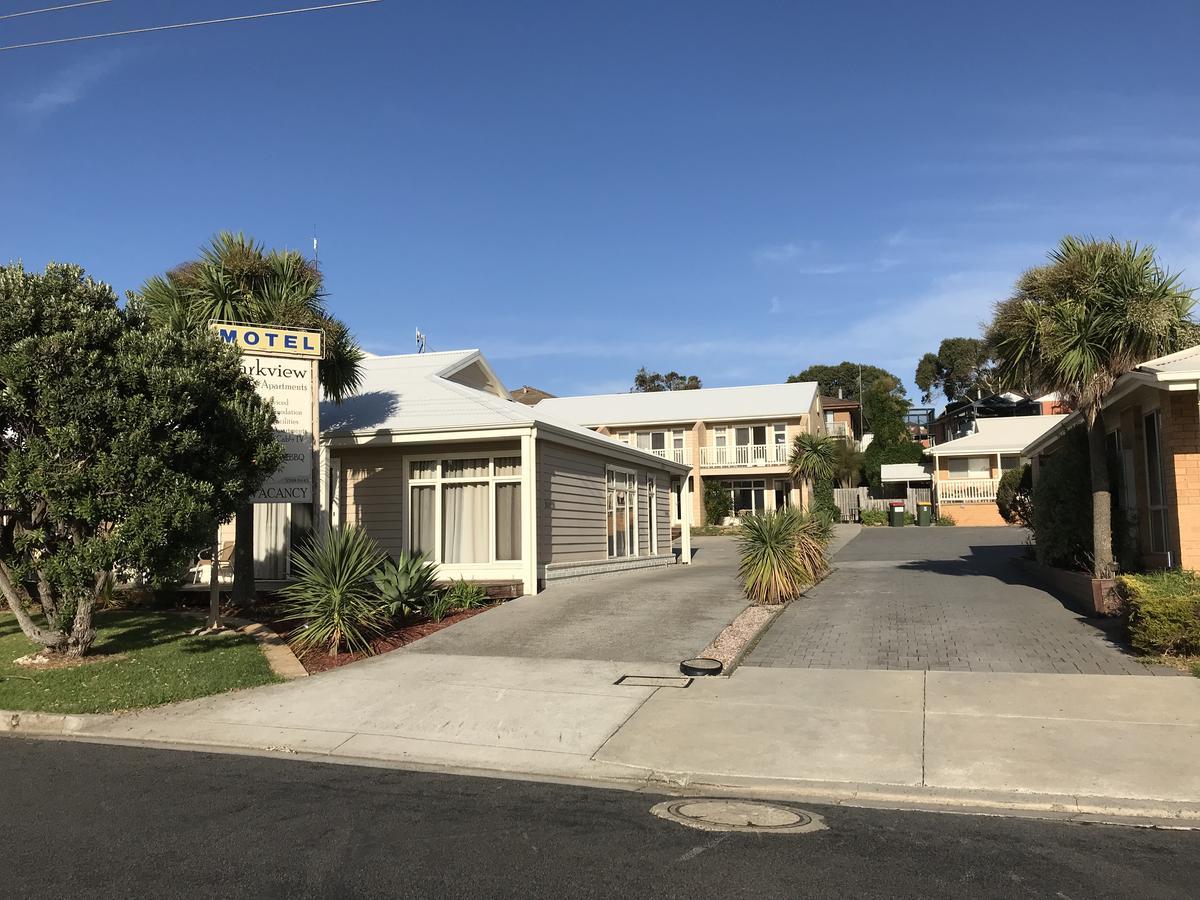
<box><xmin>0</xmin><ymin>0</ymin><xmax>383</xmax><ymax>53</ymax></box>
<box><xmin>0</xmin><ymin>1</ymin><xmax>111</xmax><ymax>22</ymax></box>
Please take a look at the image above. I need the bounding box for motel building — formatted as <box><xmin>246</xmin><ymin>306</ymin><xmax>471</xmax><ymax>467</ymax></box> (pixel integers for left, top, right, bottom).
<box><xmin>535</xmin><ymin>380</ymin><xmax>827</xmax><ymax>526</ymax></box>
<box><xmin>296</xmin><ymin>350</ymin><xmax>692</xmax><ymax>596</ymax></box>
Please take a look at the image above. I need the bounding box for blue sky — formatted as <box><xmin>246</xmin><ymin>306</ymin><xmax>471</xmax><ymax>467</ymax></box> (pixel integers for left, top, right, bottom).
<box><xmin>5</xmin><ymin>1</ymin><xmax>1200</xmax><ymax>401</ymax></box>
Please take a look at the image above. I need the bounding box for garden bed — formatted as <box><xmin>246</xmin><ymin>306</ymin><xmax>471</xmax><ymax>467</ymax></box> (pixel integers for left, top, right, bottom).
<box><xmin>240</xmin><ymin>602</ymin><xmax>500</xmax><ymax>675</ymax></box>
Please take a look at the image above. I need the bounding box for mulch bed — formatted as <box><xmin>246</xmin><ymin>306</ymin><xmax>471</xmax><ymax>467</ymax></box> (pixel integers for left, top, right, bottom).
<box><xmin>232</xmin><ymin>603</ymin><xmax>498</xmax><ymax>675</ymax></box>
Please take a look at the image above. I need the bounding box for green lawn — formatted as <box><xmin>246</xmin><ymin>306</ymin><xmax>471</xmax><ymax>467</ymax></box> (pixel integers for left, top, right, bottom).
<box><xmin>0</xmin><ymin>611</ymin><xmax>280</xmax><ymax>714</ymax></box>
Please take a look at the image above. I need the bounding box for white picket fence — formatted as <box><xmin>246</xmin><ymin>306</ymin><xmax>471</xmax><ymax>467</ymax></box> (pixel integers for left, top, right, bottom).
<box><xmin>935</xmin><ymin>478</ymin><xmax>1001</xmax><ymax>504</ymax></box>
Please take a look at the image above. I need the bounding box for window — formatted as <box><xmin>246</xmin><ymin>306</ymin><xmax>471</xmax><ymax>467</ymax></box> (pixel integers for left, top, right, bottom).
<box><xmin>774</xmin><ymin>479</ymin><xmax>791</xmax><ymax>509</ymax></box>
<box><xmin>607</xmin><ymin>467</ymin><xmax>637</xmax><ymax>558</ymax></box>
<box><xmin>722</xmin><ymin>479</ymin><xmax>766</xmax><ymax>515</ymax></box>
<box><xmin>407</xmin><ymin>455</ymin><xmax>522</xmax><ymax>565</ymax></box>
<box><xmin>713</xmin><ymin>427</ymin><xmax>727</xmax><ymax>448</ymax></box>
<box><xmin>1000</xmin><ymin>455</ymin><xmax>1021</xmax><ymax>472</ymax></box>
<box><xmin>647</xmin><ymin>476</ymin><xmax>658</xmax><ymax>555</ymax></box>
<box><xmin>672</xmin><ymin>429</ymin><xmax>685</xmax><ymax>450</ymax></box>
<box><xmin>774</xmin><ymin>423</ymin><xmax>787</xmax><ymax>445</ymax></box>
<box><xmin>1144</xmin><ymin>412</ymin><xmax>1169</xmax><ymax>554</ymax></box>
<box><xmin>948</xmin><ymin>456</ymin><xmax>991</xmax><ymax>479</ymax></box>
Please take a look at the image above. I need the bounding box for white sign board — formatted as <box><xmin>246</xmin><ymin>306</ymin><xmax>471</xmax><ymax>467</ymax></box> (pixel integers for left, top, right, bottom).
<box><xmin>242</xmin><ymin>355</ymin><xmax>316</xmax><ymax>503</ymax></box>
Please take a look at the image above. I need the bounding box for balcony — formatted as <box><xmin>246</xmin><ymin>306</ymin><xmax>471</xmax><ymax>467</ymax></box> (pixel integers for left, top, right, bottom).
<box><xmin>935</xmin><ymin>477</ymin><xmax>1000</xmax><ymax>503</ymax></box>
<box><xmin>699</xmin><ymin>443</ymin><xmax>790</xmax><ymax>469</ymax></box>
<box><xmin>645</xmin><ymin>447</ymin><xmax>692</xmax><ymax>466</ymax></box>
<box><xmin>826</xmin><ymin>421</ymin><xmax>852</xmax><ymax>439</ymax></box>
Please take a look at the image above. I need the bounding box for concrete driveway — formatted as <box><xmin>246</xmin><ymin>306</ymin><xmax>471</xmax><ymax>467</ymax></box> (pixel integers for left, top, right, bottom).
<box><xmin>405</xmin><ymin>536</ymin><xmax>746</xmax><ymax>663</ymax></box>
<box><xmin>746</xmin><ymin>526</ymin><xmax>1170</xmax><ymax>675</ymax></box>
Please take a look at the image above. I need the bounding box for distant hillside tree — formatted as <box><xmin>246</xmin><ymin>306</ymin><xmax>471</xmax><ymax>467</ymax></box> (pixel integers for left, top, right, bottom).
<box><xmin>914</xmin><ymin>337</ymin><xmax>998</xmax><ymax>404</ymax></box>
<box><xmin>632</xmin><ymin>368</ymin><xmax>702</xmax><ymax>392</ymax></box>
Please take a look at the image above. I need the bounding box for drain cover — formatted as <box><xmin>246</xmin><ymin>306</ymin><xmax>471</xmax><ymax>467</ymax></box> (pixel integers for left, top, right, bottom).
<box><xmin>650</xmin><ymin>799</ymin><xmax>826</xmax><ymax>834</ymax></box>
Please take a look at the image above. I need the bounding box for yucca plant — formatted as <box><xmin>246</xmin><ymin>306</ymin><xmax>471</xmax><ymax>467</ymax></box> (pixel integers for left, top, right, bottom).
<box><xmin>737</xmin><ymin>508</ymin><xmax>830</xmax><ymax>605</ymax></box>
<box><xmin>279</xmin><ymin>526</ymin><xmax>389</xmax><ymax>657</ymax></box>
<box><xmin>372</xmin><ymin>551</ymin><xmax>441</xmax><ymax>619</ymax></box>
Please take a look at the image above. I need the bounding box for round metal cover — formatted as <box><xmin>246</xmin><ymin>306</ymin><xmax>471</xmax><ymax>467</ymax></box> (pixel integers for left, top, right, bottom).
<box><xmin>679</xmin><ymin>657</ymin><xmax>723</xmax><ymax>676</ymax></box>
<box><xmin>650</xmin><ymin>799</ymin><xmax>827</xmax><ymax>834</ymax></box>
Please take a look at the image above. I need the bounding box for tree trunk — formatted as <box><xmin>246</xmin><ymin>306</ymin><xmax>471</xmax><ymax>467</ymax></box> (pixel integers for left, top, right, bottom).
<box><xmin>231</xmin><ymin>501</ymin><xmax>256</xmax><ymax>607</ymax></box>
<box><xmin>1086</xmin><ymin>413</ymin><xmax>1115</xmax><ymax>580</ymax></box>
<box><xmin>0</xmin><ymin>561</ymin><xmax>66</xmax><ymax>650</ymax></box>
<box><xmin>64</xmin><ymin>590</ymin><xmax>97</xmax><ymax>658</ymax></box>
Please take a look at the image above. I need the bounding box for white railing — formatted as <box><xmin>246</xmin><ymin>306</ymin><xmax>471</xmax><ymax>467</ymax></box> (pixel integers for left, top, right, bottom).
<box><xmin>825</xmin><ymin>422</ymin><xmax>852</xmax><ymax>438</ymax></box>
<box><xmin>699</xmin><ymin>443</ymin><xmax>790</xmax><ymax>468</ymax></box>
<box><xmin>936</xmin><ymin>477</ymin><xmax>1001</xmax><ymax>503</ymax></box>
<box><xmin>647</xmin><ymin>447</ymin><xmax>692</xmax><ymax>466</ymax></box>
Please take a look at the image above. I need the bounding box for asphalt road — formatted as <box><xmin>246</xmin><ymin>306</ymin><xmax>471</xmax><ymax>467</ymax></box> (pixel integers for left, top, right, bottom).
<box><xmin>5</xmin><ymin>739</ymin><xmax>1198</xmax><ymax>899</ymax></box>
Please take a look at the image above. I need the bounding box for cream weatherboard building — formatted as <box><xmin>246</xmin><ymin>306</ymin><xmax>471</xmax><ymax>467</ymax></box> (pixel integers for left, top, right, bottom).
<box><xmin>535</xmin><ymin>381</ymin><xmax>824</xmax><ymax>526</ymax></box>
<box><xmin>308</xmin><ymin>350</ymin><xmax>691</xmax><ymax>595</ymax></box>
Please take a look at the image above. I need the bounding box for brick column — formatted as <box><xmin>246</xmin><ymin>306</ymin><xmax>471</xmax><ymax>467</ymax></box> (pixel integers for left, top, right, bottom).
<box><xmin>1166</xmin><ymin>392</ymin><xmax>1200</xmax><ymax>569</ymax></box>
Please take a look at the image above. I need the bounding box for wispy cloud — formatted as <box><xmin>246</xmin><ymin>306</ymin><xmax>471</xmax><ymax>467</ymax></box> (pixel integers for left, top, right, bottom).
<box><xmin>768</xmin><ymin>296</ymin><xmax>783</xmax><ymax>314</ymax></box>
<box><xmin>753</xmin><ymin>239</ymin><xmax>822</xmax><ymax>264</ymax></box>
<box><xmin>10</xmin><ymin>52</ymin><xmax>124</xmax><ymax>118</ymax></box>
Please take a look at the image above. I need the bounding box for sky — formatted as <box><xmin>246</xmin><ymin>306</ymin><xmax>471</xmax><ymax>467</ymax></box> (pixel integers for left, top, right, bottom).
<box><xmin>5</xmin><ymin>1</ymin><xmax>1200</xmax><ymax>403</ymax></box>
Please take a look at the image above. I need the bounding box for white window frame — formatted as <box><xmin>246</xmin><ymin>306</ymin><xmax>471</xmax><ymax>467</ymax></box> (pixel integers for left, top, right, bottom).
<box><xmin>773</xmin><ymin>423</ymin><xmax>787</xmax><ymax>445</ymax></box>
<box><xmin>404</xmin><ymin>451</ymin><xmax>523</xmax><ymax>566</ymax></box>
<box><xmin>948</xmin><ymin>455</ymin><xmax>991</xmax><ymax>479</ymax></box>
<box><xmin>647</xmin><ymin>475</ymin><xmax>658</xmax><ymax>555</ymax></box>
<box><xmin>713</xmin><ymin>426</ymin><xmax>727</xmax><ymax>448</ymax></box>
<box><xmin>606</xmin><ymin>465</ymin><xmax>639</xmax><ymax>559</ymax></box>
<box><xmin>1144</xmin><ymin>411</ymin><xmax>1169</xmax><ymax>555</ymax></box>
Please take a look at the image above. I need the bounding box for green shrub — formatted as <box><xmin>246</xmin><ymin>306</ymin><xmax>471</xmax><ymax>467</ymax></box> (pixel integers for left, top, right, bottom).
<box><xmin>703</xmin><ymin>480</ymin><xmax>732</xmax><ymax>525</ymax></box>
<box><xmin>904</xmin><ymin>512</ymin><xmax>916</xmax><ymax>526</ymax></box>
<box><xmin>445</xmin><ymin>578</ymin><xmax>490</xmax><ymax>611</ymax></box>
<box><xmin>1118</xmin><ymin>570</ymin><xmax>1200</xmax><ymax>656</ymax></box>
<box><xmin>736</xmin><ymin>508</ymin><xmax>830</xmax><ymax>604</ymax></box>
<box><xmin>811</xmin><ymin>479</ymin><xmax>839</xmax><ymax>522</ymax></box>
<box><xmin>935</xmin><ymin>514</ymin><xmax>957</xmax><ymax>526</ymax></box>
<box><xmin>372</xmin><ymin>551</ymin><xmax>440</xmax><ymax>618</ymax></box>
<box><xmin>860</xmin><ymin>508</ymin><xmax>888</xmax><ymax>527</ymax></box>
<box><xmin>1031</xmin><ymin>426</ymin><xmax>1093</xmax><ymax>571</ymax></box>
<box><xmin>997</xmin><ymin>464</ymin><xmax>1033</xmax><ymax>526</ymax></box>
<box><xmin>280</xmin><ymin>526</ymin><xmax>390</xmax><ymax>657</ymax></box>
<box><xmin>863</xmin><ymin>440</ymin><xmax>926</xmax><ymax>495</ymax></box>
<box><xmin>422</xmin><ymin>592</ymin><xmax>456</xmax><ymax>623</ymax></box>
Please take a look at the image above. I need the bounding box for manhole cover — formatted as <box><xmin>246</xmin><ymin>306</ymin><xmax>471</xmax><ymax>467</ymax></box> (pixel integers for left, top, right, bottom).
<box><xmin>650</xmin><ymin>799</ymin><xmax>826</xmax><ymax>834</ymax></box>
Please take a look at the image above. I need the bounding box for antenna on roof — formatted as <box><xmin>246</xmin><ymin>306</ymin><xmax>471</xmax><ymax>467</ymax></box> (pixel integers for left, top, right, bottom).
<box><xmin>312</xmin><ymin>227</ymin><xmax>318</xmax><ymax>264</ymax></box>
<box><xmin>415</xmin><ymin>328</ymin><xmax>427</xmax><ymax>353</ymax></box>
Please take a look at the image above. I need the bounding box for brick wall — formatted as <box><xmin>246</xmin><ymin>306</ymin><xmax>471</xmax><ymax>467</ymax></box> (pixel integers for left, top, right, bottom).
<box><xmin>1166</xmin><ymin>393</ymin><xmax>1200</xmax><ymax>569</ymax></box>
<box><xmin>937</xmin><ymin>502</ymin><xmax>1007</xmax><ymax>527</ymax></box>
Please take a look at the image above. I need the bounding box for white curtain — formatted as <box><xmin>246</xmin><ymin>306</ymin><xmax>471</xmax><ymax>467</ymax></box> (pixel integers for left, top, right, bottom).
<box><xmin>411</xmin><ymin>486</ymin><xmax>436</xmax><ymax>557</ymax></box>
<box><xmin>443</xmin><ymin>482</ymin><xmax>488</xmax><ymax>563</ymax></box>
<box><xmin>253</xmin><ymin>503</ymin><xmax>290</xmax><ymax>580</ymax></box>
<box><xmin>495</xmin><ymin>482</ymin><xmax>521</xmax><ymax>561</ymax></box>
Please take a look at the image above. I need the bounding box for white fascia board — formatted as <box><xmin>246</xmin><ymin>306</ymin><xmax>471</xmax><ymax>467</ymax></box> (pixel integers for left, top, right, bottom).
<box><xmin>571</xmin><ymin>412</ymin><xmax>812</xmax><ymax>429</ymax></box>
<box><xmin>435</xmin><ymin>350</ymin><xmax>513</xmax><ymax>400</ymax></box>
<box><xmin>323</xmin><ymin>425</ymin><xmax>533</xmax><ymax>448</ymax></box>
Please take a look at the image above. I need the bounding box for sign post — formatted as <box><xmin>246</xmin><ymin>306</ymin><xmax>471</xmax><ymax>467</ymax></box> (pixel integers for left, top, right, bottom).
<box><xmin>201</xmin><ymin>322</ymin><xmax>325</xmax><ymax>631</ymax></box>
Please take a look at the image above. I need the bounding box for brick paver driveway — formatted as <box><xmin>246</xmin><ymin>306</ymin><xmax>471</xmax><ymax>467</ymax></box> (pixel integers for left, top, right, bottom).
<box><xmin>746</xmin><ymin>526</ymin><xmax>1170</xmax><ymax>675</ymax></box>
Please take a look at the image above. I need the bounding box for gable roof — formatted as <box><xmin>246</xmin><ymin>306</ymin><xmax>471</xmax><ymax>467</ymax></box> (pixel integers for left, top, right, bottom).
<box><xmin>511</xmin><ymin>385</ymin><xmax>556</xmax><ymax>406</ymax></box>
<box><xmin>536</xmin><ymin>381</ymin><xmax>820</xmax><ymax>427</ymax></box>
<box><xmin>925</xmin><ymin>414</ymin><xmax>1069</xmax><ymax>457</ymax></box>
<box><xmin>319</xmin><ymin>350</ymin><xmax>689</xmax><ymax>471</ymax></box>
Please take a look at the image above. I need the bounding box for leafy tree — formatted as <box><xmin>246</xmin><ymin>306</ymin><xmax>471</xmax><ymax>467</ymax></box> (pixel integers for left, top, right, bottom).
<box><xmin>788</xmin><ymin>362</ymin><xmax>909</xmax><ymax>437</ymax></box>
<box><xmin>134</xmin><ymin>233</ymin><xmax>364</xmax><ymax>604</ymax></box>
<box><xmin>632</xmin><ymin>368</ymin><xmax>702</xmax><ymax>392</ymax></box>
<box><xmin>833</xmin><ymin>439</ymin><xmax>865</xmax><ymax>487</ymax></box>
<box><xmin>996</xmin><ymin>464</ymin><xmax>1034</xmax><ymax>527</ymax></box>
<box><xmin>0</xmin><ymin>263</ymin><xmax>281</xmax><ymax>657</ymax></box>
<box><xmin>789</xmin><ymin>433</ymin><xmax>840</xmax><ymax>519</ymax></box>
<box><xmin>914</xmin><ymin>337</ymin><xmax>998</xmax><ymax>404</ymax></box>
<box><xmin>703</xmin><ymin>480</ymin><xmax>732</xmax><ymax>524</ymax></box>
<box><xmin>988</xmin><ymin>236</ymin><xmax>1194</xmax><ymax>579</ymax></box>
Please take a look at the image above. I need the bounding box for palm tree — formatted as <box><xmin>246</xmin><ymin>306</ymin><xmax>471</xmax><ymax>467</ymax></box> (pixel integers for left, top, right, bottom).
<box><xmin>988</xmin><ymin>236</ymin><xmax>1194</xmax><ymax>579</ymax></box>
<box><xmin>135</xmin><ymin>232</ymin><xmax>365</xmax><ymax>604</ymax></box>
<box><xmin>789</xmin><ymin>431</ymin><xmax>838</xmax><ymax>515</ymax></box>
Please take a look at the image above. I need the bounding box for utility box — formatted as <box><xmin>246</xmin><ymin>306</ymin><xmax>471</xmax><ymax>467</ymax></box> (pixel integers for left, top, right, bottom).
<box><xmin>889</xmin><ymin>501</ymin><xmax>906</xmax><ymax>527</ymax></box>
<box><xmin>917</xmin><ymin>501</ymin><xmax>932</xmax><ymax>527</ymax></box>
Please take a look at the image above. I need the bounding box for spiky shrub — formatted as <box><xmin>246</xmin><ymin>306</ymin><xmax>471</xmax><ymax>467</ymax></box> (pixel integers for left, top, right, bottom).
<box><xmin>279</xmin><ymin>527</ymin><xmax>389</xmax><ymax>657</ymax></box>
<box><xmin>737</xmin><ymin>508</ymin><xmax>830</xmax><ymax>605</ymax></box>
<box><xmin>445</xmin><ymin>578</ymin><xmax>490</xmax><ymax>611</ymax></box>
<box><xmin>372</xmin><ymin>551</ymin><xmax>441</xmax><ymax>619</ymax></box>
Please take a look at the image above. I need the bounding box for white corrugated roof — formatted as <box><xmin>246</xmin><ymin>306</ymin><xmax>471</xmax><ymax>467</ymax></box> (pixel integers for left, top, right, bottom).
<box><xmin>319</xmin><ymin>350</ymin><xmax>689</xmax><ymax>470</ymax></box>
<box><xmin>926</xmin><ymin>415</ymin><xmax>1069</xmax><ymax>456</ymax></box>
<box><xmin>880</xmin><ymin>463</ymin><xmax>931</xmax><ymax>482</ymax></box>
<box><xmin>535</xmin><ymin>381</ymin><xmax>819</xmax><ymax>427</ymax></box>
<box><xmin>1137</xmin><ymin>344</ymin><xmax>1200</xmax><ymax>378</ymax></box>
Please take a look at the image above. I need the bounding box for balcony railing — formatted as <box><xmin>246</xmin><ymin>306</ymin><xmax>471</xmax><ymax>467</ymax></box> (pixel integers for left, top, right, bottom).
<box><xmin>646</xmin><ymin>447</ymin><xmax>692</xmax><ymax>465</ymax></box>
<box><xmin>936</xmin><ymin>477</ymin><xmax>1000</xmax><ymax>503</ymax></box>
<box><xmin>699</xmin><ymin>443</ymin><xmax>790</xmax><ymax>469</ymax></box>
<box><xmin>826</xmin><ymin>421</ymin><xmax>852</xmax><ymax>438</ymax></box>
